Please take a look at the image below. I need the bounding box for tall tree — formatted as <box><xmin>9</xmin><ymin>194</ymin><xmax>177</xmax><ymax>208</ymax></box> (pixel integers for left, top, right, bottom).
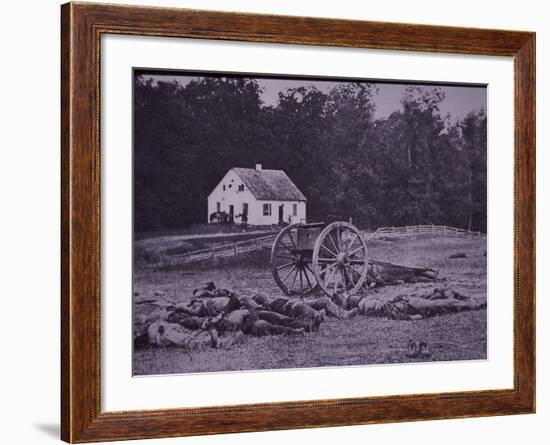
<box><xmin>134</xmin><ymin>76</ymin><xmax>268</xmax><ymax>230</ymax></box>
<box><xmin>460</xmin><ymin>110</ymin><xmax>487</xmax><ymax>231</ymax></box>
<box><xmin>133</xmin><ymin>75</ymin><xmax>487</xmax><ymax>234</ymax></box>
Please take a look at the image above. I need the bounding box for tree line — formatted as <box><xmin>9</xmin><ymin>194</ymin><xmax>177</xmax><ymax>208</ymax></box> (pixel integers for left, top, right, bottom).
<box><xmin>134</xmin><ymin>75</ymin><xmax>487</xmax><ymax>233</ymax></box>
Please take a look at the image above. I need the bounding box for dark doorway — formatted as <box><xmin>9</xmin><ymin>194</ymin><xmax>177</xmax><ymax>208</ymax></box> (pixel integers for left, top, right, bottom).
<box><xmin>278</xmin><ymin>204</ymin><xmax>284</xmax><ymax>224</ymax></box>
<box><xmin>242</xmin><ymin>203</ymin><xmax>249</xmax><ymax>225</ymax></box>
<box><xmin>229</xmin><ymin>205</ymin><xmax>234</xmax><ymax>223</ymax></box>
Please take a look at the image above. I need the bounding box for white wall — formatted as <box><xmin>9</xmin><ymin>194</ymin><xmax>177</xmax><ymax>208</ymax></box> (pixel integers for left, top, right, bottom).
<box><xmin>254</xmin><ymin>200</ymin><xmax>306</xmax><ymax>225</ymax></box>
<box><xmin>208</xmin><ymin>170</ymin><xmax>307</xmax><ymax>225</ymax></box>
<box><xmin>1</xmin><ymin>1</ymin><xmax>547</xmax><ymax>445</ymax></box>
<box><xmin>207</xmin><ymin>169</ymin><xmax>256</xmax><ymax>223</ymax></box>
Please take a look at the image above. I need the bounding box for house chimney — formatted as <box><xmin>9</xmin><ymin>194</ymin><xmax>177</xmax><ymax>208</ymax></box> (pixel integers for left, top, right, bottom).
<box><xmin>255</xmin><ymin>164</ymin><xmax>263</xmax><ymax>171</ymax></box>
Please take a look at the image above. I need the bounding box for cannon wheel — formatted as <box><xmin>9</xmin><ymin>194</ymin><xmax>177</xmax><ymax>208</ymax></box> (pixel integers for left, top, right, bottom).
<box><xmin>312</xmin><ymin>222</ymin><xmax>368</xmax><ymax>295</ymax></box>
<box><xmin>270</xmin><ymin>223</ymin><xmax>318</xmax><ymax>296</ymax></box>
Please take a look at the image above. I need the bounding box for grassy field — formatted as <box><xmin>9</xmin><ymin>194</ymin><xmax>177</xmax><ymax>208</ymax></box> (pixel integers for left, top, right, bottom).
<box><xmin>134</xmin><ymin>226</ymin><xmax>278</xmax><ymax>267</ymax></box>
<box><xmin>135</xmin><ymin>310</ymin><xmax>486</xmax><ymax>375</ymax></box>
<box><xmin>134</xmin><ymin>234</ymin><xmax>487</xmax><ymax>375</ymax></box>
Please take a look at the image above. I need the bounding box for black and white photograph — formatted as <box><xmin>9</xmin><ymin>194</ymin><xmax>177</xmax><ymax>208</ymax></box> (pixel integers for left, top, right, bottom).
<box><xmin>132</xmin><ymin>69</ymin><xmax>488</xmax><ymax>376</ymax></box>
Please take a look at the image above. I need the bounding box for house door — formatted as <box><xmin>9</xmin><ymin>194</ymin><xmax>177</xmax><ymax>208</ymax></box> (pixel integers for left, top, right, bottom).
<box><xmin>242</xmin><ymin>203</ymin><xmax>248</xmax><ymax>224</ymax></box>
<box><xmin>278</xmin><ymin>204</ymin><xmax>284</xmax><ymax>224</ymax></box>
<box><xmin>229</xmin><ymin>205</ymin><xmax>234</xmax><ymax>223</ymax></box>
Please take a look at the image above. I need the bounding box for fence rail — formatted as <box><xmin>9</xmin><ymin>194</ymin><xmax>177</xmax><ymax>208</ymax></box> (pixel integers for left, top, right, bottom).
<box><xmin>141</xmin><ymin>224</ymin><xmax>484</xmax><ymax>270</ymax></box>
<box><xmin>367</xmin><ymin>225</ymin><xmax>485</xmax><ymax>241</ymax></box>
<box><xmin>147</xmin><ymin>233</ymin><xmax>277</xmax><ymax>269</ymax></box>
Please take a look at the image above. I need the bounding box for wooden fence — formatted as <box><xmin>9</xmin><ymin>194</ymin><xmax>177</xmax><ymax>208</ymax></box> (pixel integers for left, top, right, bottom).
<box><xmin>366</xmin><ymin>225</ymin><xmax>485</xmax><ymax>241</ymax></box>
<box><xmin>142</xmin><ymin>224</ymin><xmax>484</xmax><ymax>270</ymax></box>
<box><xmin>148</xmin><ymin>233</ymin><xmax>277</xmax><ymax>270</ymax></box>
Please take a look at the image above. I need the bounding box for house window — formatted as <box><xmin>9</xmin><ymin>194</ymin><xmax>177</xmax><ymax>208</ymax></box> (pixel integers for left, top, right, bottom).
<box><xmin>292</xmin><ymin>203</ymin><xmax>298</xmax><ymax>216</ymax></box>
<box><xmin>238</xmin><ymin>184</ymin><xmax>245</xmax><ymax>192</ymax></box>
<box><xmin>223</xmin><ymin>185</ymin><xmax>226</xmax><ymax>191</ymax></box>
<box><xmin>263</xmin><ymin>203</ymin><xmax>272</xmax><ymax>216</ymax></box>
<box><xmin>216</xmin><ymin>202</ymin><xmax>221</xmax><ymax>212</ymax></box>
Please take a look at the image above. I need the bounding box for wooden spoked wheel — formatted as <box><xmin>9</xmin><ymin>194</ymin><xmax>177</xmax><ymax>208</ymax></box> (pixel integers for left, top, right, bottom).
<box><xmin>270</xmin><ymin>224</ymin><xmax>318</xmax><ymax>296</ymax></box>
<box><xmin>312</xmin><ymin>222</ymin><xmax>368</xmax><ymax>295</ymax></box>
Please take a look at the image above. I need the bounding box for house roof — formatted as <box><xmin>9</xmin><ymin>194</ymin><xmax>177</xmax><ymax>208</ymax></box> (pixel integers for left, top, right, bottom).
<box><xmin>231</xmin><ymin>168</ymin><xmax>307</xmax><ymax>201</ymax></box>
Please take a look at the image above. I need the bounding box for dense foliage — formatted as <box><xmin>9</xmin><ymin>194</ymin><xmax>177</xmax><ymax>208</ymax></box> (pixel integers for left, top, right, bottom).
<box><xmin>134</xmin><ymin>76</ymin><xmax>487</xmax><ymax>232</ymax></box>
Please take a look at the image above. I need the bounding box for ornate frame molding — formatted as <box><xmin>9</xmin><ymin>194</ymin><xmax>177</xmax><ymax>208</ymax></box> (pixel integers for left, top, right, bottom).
<box><xmin>61</xmin><ymin>2</ymin><xmax>535</xmax><ymax>442</ymax></box>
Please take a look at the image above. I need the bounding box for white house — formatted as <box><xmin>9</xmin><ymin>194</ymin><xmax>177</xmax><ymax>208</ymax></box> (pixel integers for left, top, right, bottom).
<box><xmin>207</xmin><ymin>164</ymin><xmax>307</xmax><ymax>225</ymax></box>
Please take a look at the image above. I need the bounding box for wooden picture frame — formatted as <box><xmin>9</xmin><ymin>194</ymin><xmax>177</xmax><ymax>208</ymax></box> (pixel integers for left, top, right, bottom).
<box><xmin>61</xmin><ymin>2</ymin><xmax>535</xmax><ymax>442</ymax></box>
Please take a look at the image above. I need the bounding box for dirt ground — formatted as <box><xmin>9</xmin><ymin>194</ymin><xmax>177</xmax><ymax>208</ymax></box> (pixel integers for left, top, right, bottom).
<box><xmin>133</xmin><ymin>234</ymin><xmax>487</xmax><ymax>375</ymax></box>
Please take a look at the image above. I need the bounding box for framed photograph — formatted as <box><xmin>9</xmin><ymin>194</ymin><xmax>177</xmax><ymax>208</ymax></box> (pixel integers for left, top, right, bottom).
<box><xmin>61</xmin><ymin>2</ymin><xmax>535</xmax><ymax>442</ymax></box>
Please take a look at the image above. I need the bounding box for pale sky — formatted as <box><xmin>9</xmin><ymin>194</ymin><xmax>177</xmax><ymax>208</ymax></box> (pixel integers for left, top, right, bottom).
<box><xmin>141</xmin><ymin>73</ymin><xmax>486</xmax><ymax>122</ymax></box>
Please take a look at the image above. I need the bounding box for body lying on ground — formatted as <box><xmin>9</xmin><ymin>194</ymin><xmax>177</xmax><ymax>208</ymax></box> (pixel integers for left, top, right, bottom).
<box><xmin>135</xmin><ymin>282</ymin><xmax>485</xmax><ymax>349</ymax></box>
<box><xmin>142</xmin><ymin>308</ymin><xmax>306</xmax><ymax>349</ymax></box>
<box><xmin>252</xmin><ymin>294</ymin><xmax>357</xmax><ymax>320</ymax></box>
<box><xmin>202</xmin><ymin>308</ymin><xmax>312</xmax><ymax>337</ymax></box>
<box><xmin>329</xmin><ymin>287</ymin><xmax>486</xmax><ymax>319</ymax></box>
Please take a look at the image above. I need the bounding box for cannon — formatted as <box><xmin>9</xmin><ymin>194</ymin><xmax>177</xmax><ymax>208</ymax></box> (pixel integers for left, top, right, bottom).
<box><xmin>270</xmin><ymin>221</ymin><xmax>369</xmax><ymax>296</ymax></box>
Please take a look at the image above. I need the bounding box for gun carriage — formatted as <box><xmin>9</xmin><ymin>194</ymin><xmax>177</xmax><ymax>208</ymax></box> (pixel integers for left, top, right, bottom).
<box><xmin>270</xmin><ymin>221</ymin><xmax>368</xmax><ymax>296</ymax></box>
